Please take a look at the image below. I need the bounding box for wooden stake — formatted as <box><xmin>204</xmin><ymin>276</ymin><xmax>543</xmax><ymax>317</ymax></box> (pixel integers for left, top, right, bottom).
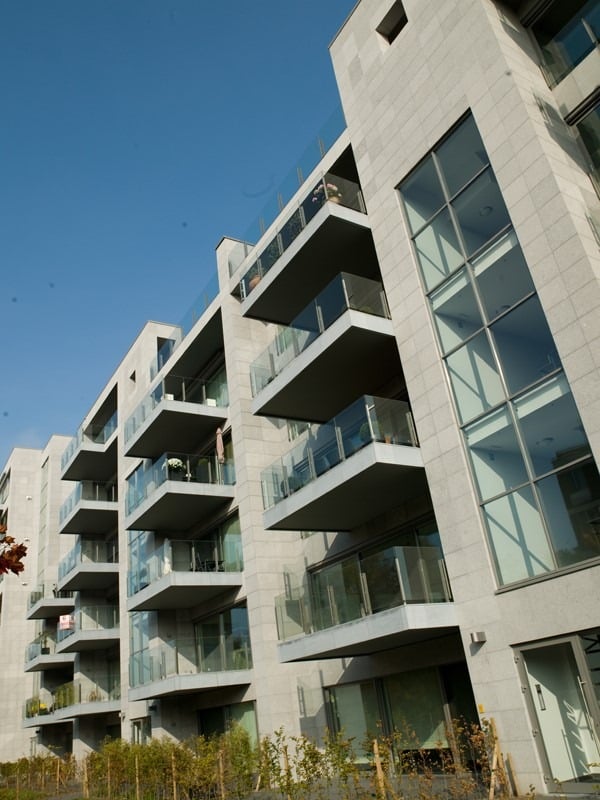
<box><xmin>282</xmin><ymin>745</ymin><xmax>291</xmax><ymax>800</ymax></box>
<box><xmin>83</xmin><ymin>757</ymin><xmax>89</xmax><ymax>799</ymax></box>
<box><xmin>107</xmin><ymin>755</ymin><xmax>111</xmax><ymax>800</ymax></box>
<box><xmin>217</xmin><ymin>749</ymin><xmax>225</xmax><ymax>800</ymax></box>
<box><xmin>171</xmin><ymin>751</ymin><xmax>177</xmax><ymax>800</ymax></box>
<box><xmin>373</xmin><ymin>739</ymin><xmax>386</xmax><ymax>800</ymax></box>
<box><xmin>488</xmin><ymin>738</ymin><xmax>499</xmax><ymax>800</ymax></box>
<box><xmin>56</xmin><ymin>757</ymin><xmax>60</xmax><ymax>794</ymax></box>
<box><xmin>505</xmin><ymin>752</ymin><xmax>520</xmax><ymax>797</ymax></box>
<box><xmin>488</xmin><ymin>718</ymin><xmax>510</xmax><ymax>800</ymax></box>
<box><xmin>135</xmin><ymin>754</ymin><xmax>140</xmax><ymax>800</ymax></box>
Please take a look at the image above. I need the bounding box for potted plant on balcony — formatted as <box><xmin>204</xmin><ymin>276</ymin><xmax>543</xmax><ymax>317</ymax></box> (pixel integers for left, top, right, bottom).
<box><xmin>312</xmin><ymin>181</ymin><xmax>343</xmax><ymax>206</ymax></box>
<box><xmin>247</xmin><ymin>263</ymin><xmax>262</xmax><ymax>292</ymax></box>
<box><xmin>167</xmin><ymin>457</ymin><xmax>185</xmax><ymax>474</ymax></box>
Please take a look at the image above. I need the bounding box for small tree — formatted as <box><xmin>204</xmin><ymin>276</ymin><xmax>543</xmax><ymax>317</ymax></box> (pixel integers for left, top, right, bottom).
<box><xmin>0</xmin><ymin>523</ymin><xmax>27</xmax><ymax>575</ymax></box>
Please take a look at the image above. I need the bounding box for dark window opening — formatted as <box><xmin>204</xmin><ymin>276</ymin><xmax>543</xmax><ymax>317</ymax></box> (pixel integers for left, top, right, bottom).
<box><xmin>376</xmin><ymin>1</ymin><xmax>407</xmax><ymax>44</ymax></box>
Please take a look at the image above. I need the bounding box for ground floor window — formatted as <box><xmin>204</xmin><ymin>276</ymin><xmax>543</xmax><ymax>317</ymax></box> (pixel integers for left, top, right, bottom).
<box><xmin>325</xmin><ymin>662</ymin><xmax>477</xmax><ymax>765</ymax></box>
<box><xmin>131</xmin><ymin>717</ymin><xmax>151</xmax><ymax>745</ymax></box>
<box><xmin>198</xmin><ymin>701</ymin><xmax>257</xmax><ymax>747</ymax></box>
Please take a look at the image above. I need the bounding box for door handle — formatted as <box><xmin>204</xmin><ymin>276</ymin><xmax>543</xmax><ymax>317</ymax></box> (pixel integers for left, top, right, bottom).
<box><xmin>535</xmin><ymin>683</ymin><xmax>546</xmax><ymax>711</ymax></box>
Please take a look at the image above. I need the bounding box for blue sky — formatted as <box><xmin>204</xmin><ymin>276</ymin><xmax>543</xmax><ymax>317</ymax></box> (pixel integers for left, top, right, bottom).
<box><xmin>0</xmin><ymin>1</ymin><xmax>357</xmax><ymax>466</ymax></box>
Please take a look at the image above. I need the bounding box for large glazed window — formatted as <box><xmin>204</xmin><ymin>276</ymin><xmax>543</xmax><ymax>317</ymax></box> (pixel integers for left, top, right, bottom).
<box><xmin>325</xmin><ymin>663</ymin><xmax>477</xmax><ymax>762</ymax></box>
<box><xmin>399</xmin><ymin>113</ymin><xmax>600</xmax><ymax>586</ymax></box>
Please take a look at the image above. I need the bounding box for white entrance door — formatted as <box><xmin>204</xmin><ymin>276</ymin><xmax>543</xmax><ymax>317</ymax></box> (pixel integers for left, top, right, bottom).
<box><xmin>524</xmin><ymin>637</ymin><xmax>600</xmax><ymax>792</ymax></box>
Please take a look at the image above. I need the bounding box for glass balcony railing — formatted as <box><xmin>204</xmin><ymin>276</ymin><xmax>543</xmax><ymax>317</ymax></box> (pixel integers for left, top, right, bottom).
<box><xmin>238</xmin><ymin>172</ymin><xmax>365</xmax><ymax>300</ymax></box>
<box><xmin>59</xmin><ymin>481</ymin><xmax>117</xmax><ymax>524</ymax></box>
<box><xmin>25</xmin><ymin>677</ymin><xmax>121</xmax><ymax>718</ymax></box>
<box><xmin>228</xmin><ymin>105</ymin><xmax>346</xmax><ymax>276</ymax></box>
<box><xmin>125</xmin><ymin>369</ymin><xmax>229</xmax><ymax>444</ymax></box>
<box><xmin>533</xmin><ymin>0</ymin><xmax>600</xmax><ymax>87</ymax></box>
<box><xmin>24</xmin><ymin>696</ymin><xmax>53</xmax><ymax>718</ymax></box>
<box><xmin>28</xmin><ymin>583</ymin><xmax>74</xmax><ymax>610</ymax></box>
<box><xmin>61</xmin><ymin>411</ymin><xmax>118</xmax><ymax>471</ymax></box>
<box><xmin>126</xmin><ymin>451</ymin><xmax>236</xmax><ymax>516</ymax></box>
<box><xmin>275</xmin><ymin>545</ymin><xmax>451</xmax><ymax>642</ymax></box>
<box><xmin>25</xmin><ymin>632</ymin><xmax>59</xmax><ymax>663</ymax></box>
<box><xmin>261</xmin><ymin>396</ymin><xmax>418</xmax><ymax>509</ymax></box>
<box><xmin>148</xmin><ymin>272</ymin><xmax>220</xmax><ymax>381</ymax></box>
<box><xmin>56</xmin><ymin>605</ymin><xmax>119</xmax><ymax>643</ymax></box>
<box><xmin>250</xmin><ymin>273</ymin><xmax>390</xmax><ymax>396</ymax></box>
<box><xmin>130</xmin><ymin>635</ymin><xmax>252</xmax><ymax>687</ymax></box>
<box><xmin>128</xmin><ymin>536</ymin><xmax>243</xmax><ymax>596</ymax></box>
<box><xmin>58</xmin><ymin>539</ymin><xmax>118</xmax><ymax>581</ymax></box>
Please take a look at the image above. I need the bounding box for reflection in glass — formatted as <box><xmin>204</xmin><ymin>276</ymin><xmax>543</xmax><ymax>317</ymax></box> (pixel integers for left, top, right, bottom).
<box><xmin>414</xmin><ymin>208</ymin><xmax>463</xmax><ymax>290</ymax></box>
<box><xmin>577</xmin><ymin>106</ymin><xmax>600</xmax><ymax>185</ymax></box>
<box><xmin>471</xmin><ymin>231</ymin><xmax>535</xmax><ymax>321</ymax></box>
<box><xmin>436</xmin><ymin>115</ymin><xmax>489</xmax><ymax>197</ymax></box>
<box><xmin>465</xmin><ymin>406</ymin><xmax>528</xmax><ymax>501</ymax></box>
<box><xmin>327</xmin><ymin>681</ymin><xmax>380</xmax><ymax>761</ymax></box>
<box><xmin>536</xmin><ymin>460</ymin><xmax>600</xmax><ymax>568</ymax></box>
<box><xmin>361</xmin><ymin>548</ymin><xmax>403</xmax><ymax>613</ymax></box>
<box><xmin>491</xmin><ymin>296</ymin><xmax>560</xmax><ymax>395</ymax></box>
<box><xmin>384</xmin><ymin>669</ymin><xmax>448</xmax><ymax>749</ymax></box>
<box><xmin>402</xmin><ymin>157</ymin><xmax>445</xmax><ymax>233</ymax></box>
<box><xmin>318</xmin><ymin>275</ymin><xmax>348</xmax><ymax>329</ymax></box>
<box><xmin>531</xmin><ymin>0</ymin><xmax>600</xmax><ymax>85</ymax></box>
<box><xmin>446</xmin><ymin>332</ymin><xmax>504</xmax><ymax>423</ymax></box>
<box><xmin>310</xmin><ymin>558</ymin><xmax>364</xmax><ymax>629</ymax></box>
<box><xmin>484</xmin><ymin>486</ymin><xmax>554</xmax><ymax>584</ymax></box>
<box><xmin>515</xmin><ymin>374</ymin><xmax>590</xmax><ymax>477</ymax></box>
<box><xmin>452</xmin><ymin>169</ymin><xmax>511</xmax><ymax>256</ymax></box>
<box><xmin>431</xmin><ymin>268</ymin><xmax>483</xmax><ymax>353</ymax></box>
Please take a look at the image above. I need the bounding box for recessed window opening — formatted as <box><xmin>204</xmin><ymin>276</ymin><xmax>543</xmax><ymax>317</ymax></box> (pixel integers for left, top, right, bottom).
<box><xmin>376</xmin><ymin>1</ymin><xmax>407</xmax><ymax>44</ymax></box>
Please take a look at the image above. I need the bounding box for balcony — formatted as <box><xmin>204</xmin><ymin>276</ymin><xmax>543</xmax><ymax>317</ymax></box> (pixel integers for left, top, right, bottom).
<box><xmin>56</xmin><ymin>605</ymin><xmax>119</xmax><ymax>653</ymax></box>
<box><xmin>124</xmin><ymin>371</ymin><xmax>229</xmax><ymax>458</ymax></box>
<box><xmin>24</xmin><ymin>634</ymin><xmax>76</xmax><ymax>672</ymax></box>
<box><xmin>24</xmin><ymin>677</ymin><xmax>120</xmax><ymax>725</ymax></box>
<box><xmin>250</xmin><ymin>272</ymin><xmax>400</xmax><ymax>421</ymax></box>
<box><xmin>59</xmin><ymin>481</ymin><xmax>118</xmax><ymax>535</ymax></box>
<box><xmin>129</xmin><ymin>636</ymin><xmax>252</xmax><ymax>702</ymax></box>
<box><xmin>531</xmin><ymin>0</ymin><xmax>600</xmax><ymax>89</ymax></box>
<box><xmin>237</xmin><ymin>173</ymin><xmax>374</xmax><ymax>324</ymax></box>
<box><xmin>148</xmin><ymin>272</ymin><xmax>220</xmax><ymax>381</ymax></box>
<box><xmin>57</xmin><ymin>539</ymin><xmax>118</xmax><ymax>592</ymax></box>
<box><xmin>227</xmin><ymin>106</ymin><xmax>346</xmax><ymax>277</ymax></box>
<box><xmin>125</xmin><ymin>452</ymin><xmax>235</xmax><ymax>531</ymax></box>
<box><xmin>275</xmin><ymin>544</ymin><xmax>455</xmax><ymax>662</ymax></box>
<box><xmin>27</xmin><ymin>583</ymin><xmax>75</xmax><ymax>620</ymax></box>
<box><xmin>261</xmin><ymin>396</ymin><xmax>426</xmax><ymax>531</ymax></box>
<box><xmin>61</xmin><ymin>410</ymin><xmax>118</xmax><ymax>481</ymax></box>
<box><xmin>127</xmin><ymin>537</ymin><xmax>243</xmax><ymax>612</ymax></box>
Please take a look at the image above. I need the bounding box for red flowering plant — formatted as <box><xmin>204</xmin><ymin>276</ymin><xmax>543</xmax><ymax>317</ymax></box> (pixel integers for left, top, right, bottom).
<box><xmin>0</xmin><ymin>523</ymin><xmax>27</xmax><ymax>575</ymax></box>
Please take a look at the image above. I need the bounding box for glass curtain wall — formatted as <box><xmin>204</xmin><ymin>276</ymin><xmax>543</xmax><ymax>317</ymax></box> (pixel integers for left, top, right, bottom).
<box><xmin>399</xmin><ymin>113</ymin><xmax>600</xmax><ymax>586</ymax></box>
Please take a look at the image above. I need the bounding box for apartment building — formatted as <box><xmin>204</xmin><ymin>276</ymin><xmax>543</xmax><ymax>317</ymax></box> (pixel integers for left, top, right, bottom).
<box><xmin>0</xmin><ymin>437</ymin><xmax>72</xmax><ymax>760</ymax></box>
<box><xmin>8</xmin><ymin>0</ymin><xmax>600</xmax><ymax>794</ymax></box>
